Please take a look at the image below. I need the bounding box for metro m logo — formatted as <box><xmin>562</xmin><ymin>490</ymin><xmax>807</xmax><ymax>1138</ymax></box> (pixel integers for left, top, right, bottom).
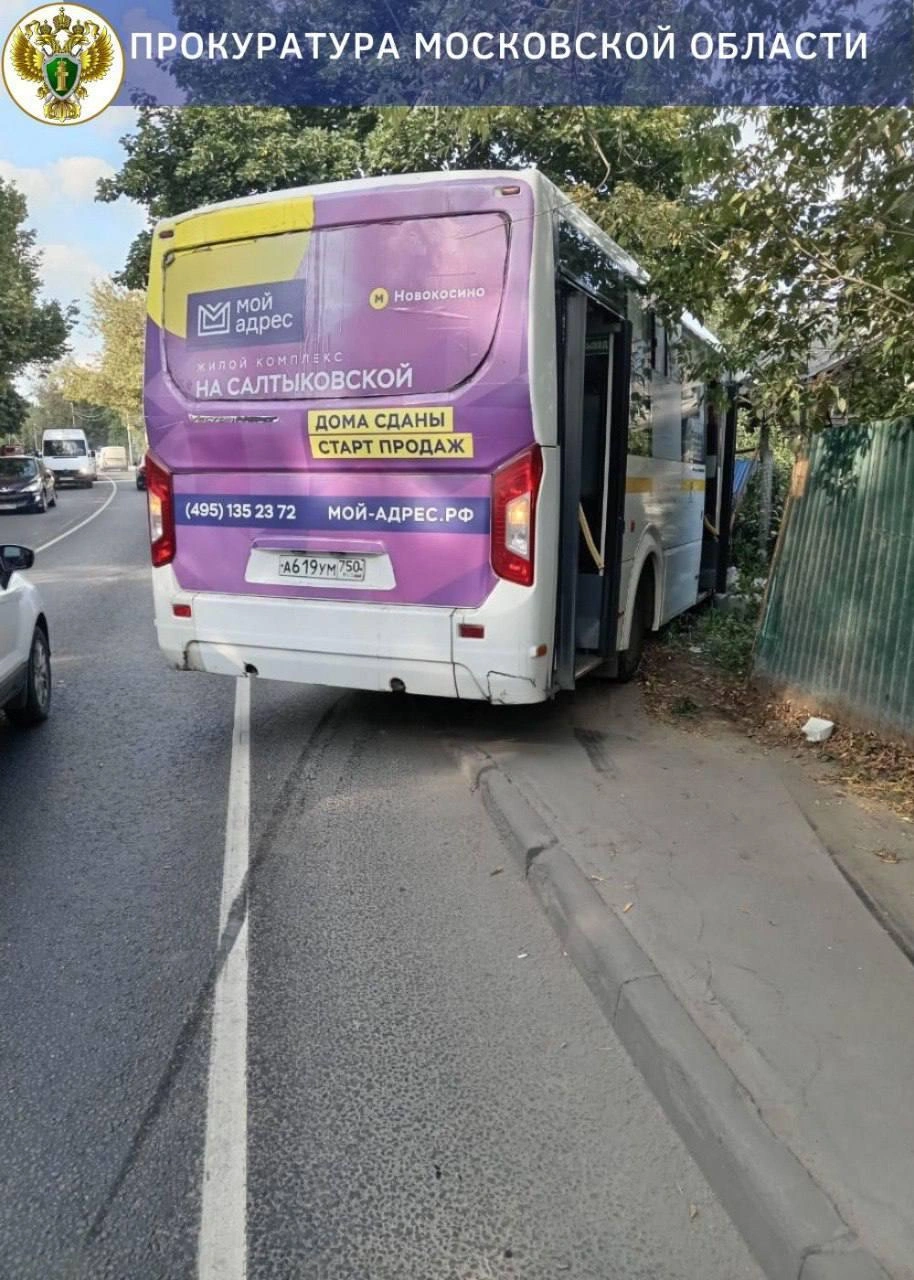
<box><xmin>195</xmin><ymin>300</ymin><xmax>231</xmax><ymax>338</ymax></box>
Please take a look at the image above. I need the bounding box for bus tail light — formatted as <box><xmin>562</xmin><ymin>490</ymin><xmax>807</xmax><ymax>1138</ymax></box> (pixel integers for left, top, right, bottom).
<box><xmin>146</xmin><ymin>453</ymin><xmax>176</xmax><ymax>567</ymax></box>
<box><xmin>491</xmin><ymin>445</ymin><xmax>543</xmax><ymax>586</ymax></box>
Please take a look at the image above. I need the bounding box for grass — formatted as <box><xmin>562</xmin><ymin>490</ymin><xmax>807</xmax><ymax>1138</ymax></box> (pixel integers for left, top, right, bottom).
<box><xmin>670</xmin><ymin>695</ymin><xmax>701</xmax><ymax>717</ymax></box>
<box><xmin>665</xmin><ymin>602</ymin><xmax>759</xmax><ymax>679</ymax></box>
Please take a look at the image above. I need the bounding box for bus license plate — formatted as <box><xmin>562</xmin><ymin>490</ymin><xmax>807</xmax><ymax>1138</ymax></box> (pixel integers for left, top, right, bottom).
<box><xmin>277</xmin><ymin>553</ymin><xmax>366</xmax><ymax>583</ymax></box>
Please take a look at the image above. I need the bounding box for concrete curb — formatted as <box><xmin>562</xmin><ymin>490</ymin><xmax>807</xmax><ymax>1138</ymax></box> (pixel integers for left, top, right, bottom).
<box><xmin>457</xmin><ymin>745</ymin><xmax>892</xmax><ymax>1280</ymax></box>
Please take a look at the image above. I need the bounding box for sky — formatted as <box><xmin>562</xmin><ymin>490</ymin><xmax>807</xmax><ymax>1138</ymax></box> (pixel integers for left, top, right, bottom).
<box><xmin>0</xmin><ymin>100</ymin><xmax>145</xmax><ymax>363</ymax></box>
<box><xmin>0</xmin><ymin>0</ymin><xmax>146</xmax><ymax>369</ymax></box>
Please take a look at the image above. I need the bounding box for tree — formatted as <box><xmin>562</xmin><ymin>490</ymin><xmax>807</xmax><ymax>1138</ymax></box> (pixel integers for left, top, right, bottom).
<box><xmin>25</xmin><ymin>371</ymin><xmax>123</xmax><ymax>453</ymax></box>
<box><xmin>0</xmin><ymin>178</ymin><xmax>74</xmax><ymax>440</ymax></box>
<box><xmin>692</xmin><ymin>108</ymin><xmax>914</xmax><ymax>427</ymax></box>
<box><xmin>59</xmin><ymin>281</ymin><xmax>146</xmax><ymax>460</ymax></box>
<box><xmin>98</xmin><ymin>106</ymin><xmax>368</xmax><ymax>286</ymax></box>
<box><xmin>102</xmin><ymin>105</ymin><xmax>914</xmax><ymax>425</ymax></box>
<box><xmin>100</xmin><ymin>105</ymin><xmax>738</xmax><ymax>288</ymax></box>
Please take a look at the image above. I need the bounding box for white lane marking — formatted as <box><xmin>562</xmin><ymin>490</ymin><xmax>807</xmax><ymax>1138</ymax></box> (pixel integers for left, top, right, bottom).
<box><xmin>33</xmin><ymin>478</ymin><xmax>118</xmax><ymax>554</ymax></box>
<box><xmin>199</xmin><ymin>677</ymin><xmax>251</xmax><ymax>1280</ymax></box>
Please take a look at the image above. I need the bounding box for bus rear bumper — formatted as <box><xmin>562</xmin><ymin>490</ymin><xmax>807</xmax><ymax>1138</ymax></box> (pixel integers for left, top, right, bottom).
<box><xmin>183</xmin><ymin>638</ymin><xmax>467</xmax><ymax>700</ymax></box>
<box><xmin>153</xmin><ymin>575</ymin><xmax>552</xmax><ymax>705</ymax></box>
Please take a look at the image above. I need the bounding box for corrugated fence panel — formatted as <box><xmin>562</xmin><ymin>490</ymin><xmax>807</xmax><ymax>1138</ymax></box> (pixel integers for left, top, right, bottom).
<box><xmin>755</xmin><ymin>421</ymin><xmax>914</xmax><ymax>740</ymax></box>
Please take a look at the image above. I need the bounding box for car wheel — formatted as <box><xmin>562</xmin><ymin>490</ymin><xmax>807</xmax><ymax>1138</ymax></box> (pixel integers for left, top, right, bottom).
<box><xmin>5</xmin><ymin>626</ymin><xmax>51</xmax><ymax>726</ymax></box>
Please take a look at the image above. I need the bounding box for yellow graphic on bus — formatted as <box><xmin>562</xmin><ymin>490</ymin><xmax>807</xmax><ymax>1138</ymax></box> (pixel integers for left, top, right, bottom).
<box><xmin>312</xmin><ymin>434</ymin><xmax>474</xmax><ymax>461</ymax></box>
<box><xmin>307</xmin><ymin>406</ymin><xmax>470</xmax><ymax>460</ymax></box>
<box><xmin>308</xmin><ymin>407</ymin><xmax>454</xmax><ymax>435</ymax></box>
<box><xmin>151</xmin><ymin>196</ymin><xmax>316</xmax><ymax>336</ymax></box>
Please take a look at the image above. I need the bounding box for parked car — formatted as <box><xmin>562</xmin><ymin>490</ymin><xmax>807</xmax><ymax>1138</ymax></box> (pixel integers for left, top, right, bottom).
<box><xmin>136</xmin><ymin>458</ymin><xmax>147</xmax><ymax>491</ymax></box>
<box><xmin>0</xmin><ymin>454</ymin><xmax>57</xmax><ymax>513</ymax></box>
<box><xmin>0</xmin><ymin>543</ymin><xmax>51</xmax><ymax>726</ymax></box>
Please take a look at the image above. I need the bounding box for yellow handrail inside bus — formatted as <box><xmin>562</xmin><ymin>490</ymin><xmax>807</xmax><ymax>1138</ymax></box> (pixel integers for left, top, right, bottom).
<box><xmin>578</xmin><ymin>504</ymin><xmax>604</xmax><ymax>574</ymax></box>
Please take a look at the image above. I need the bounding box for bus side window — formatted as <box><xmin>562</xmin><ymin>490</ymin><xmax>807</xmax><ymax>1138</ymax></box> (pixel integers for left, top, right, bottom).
<box><xmin>647</xmin><ymin>311</ymin><xmax>673</xmax><ymax>378</ymax></box>
<box><xmin>682</xmin><ymin>381</ymin><xmax>705</xmax><ymax>464</ymax></box>
<box><xmin>647</xmin><ymin>311</ymin><xmax>658</xmax><ymax>371</ymax></box>
<box><xmin>629</xmin><ymin>331</ymin><xmax>652</xmax><ymax>457</ymax></box>
<box><xmin>629</xmin><ymin>422</ymin><xmax>652</xmax><ymax>457</ymax></box>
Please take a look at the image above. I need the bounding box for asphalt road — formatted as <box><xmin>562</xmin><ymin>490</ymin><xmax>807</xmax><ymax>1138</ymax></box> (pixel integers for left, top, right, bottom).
<box><xmin>0</xmin><ymin>480</ymin><xmax>763</xmax><ymax>1280</ymax></box>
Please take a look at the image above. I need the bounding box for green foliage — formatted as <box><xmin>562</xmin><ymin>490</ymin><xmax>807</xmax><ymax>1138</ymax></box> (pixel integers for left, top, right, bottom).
<box><xmin>704</xmin><ymin>109</ymin><xmax>914</xmax><ymax>425</ymax></box>
<box><xmin>59</xmin><ymin>283</ymin><xmax>144</xmax><ymax>417</ymax></box>
<box><xmin>0</xmin><ymin>384</ymin><xmax>28</xmax><ymax>446</ymax></box>
<box><xmin>24</xmin><ymin>372</ymin><xmax>123</xmax><ymax>452</ymax></box>
<box><xmin>669</xmin><ymin>604</ymin><xmax>758</xmax><ymax>678</ymax></box>
<box><xmin>57</xmin><ymin>282</ymin><xmax>146</xmax><ymax>455</ymax></box>
<box><xmin>0</xmin><ymin>178</ymin><xmax>75</xmax><ymax>436</ymax></box>
<box><xmin>729</xmin><ymin>422</ymin><xmax>797</xmax><ymax>578</ymax></box>
<box><xmin>100</xmin><ymin>105</ymin><xmax>914</xmax><ymax>423</ymax></box>
<box><xmin>98</xmin><ymin>107</ymin><xmax>368</xmax><ymax>285</ymax></box>
<box><xmin>730</xmin><ymin>462</ymin><xmax>792</xmax><ymax>579</ymax></box>
<box><xmin>100</xmin><ymin>105</ymin><xmax>738</xmax><ymax>288</ymax></box>
<box><xmin>96</xmin><ymin>104</ymin><xmax>367</xmax><ymax>224</ymax></box>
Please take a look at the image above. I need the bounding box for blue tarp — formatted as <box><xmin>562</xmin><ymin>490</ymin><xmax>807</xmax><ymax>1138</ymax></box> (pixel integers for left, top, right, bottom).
<box><xmin>732</xmin><ymin>457</ymin><xmax>757</xmax><ymax>511</ymax></box>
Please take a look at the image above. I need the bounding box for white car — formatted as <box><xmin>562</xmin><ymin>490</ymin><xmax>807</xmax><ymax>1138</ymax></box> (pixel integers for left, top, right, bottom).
<box><xmin>0</xmin><ymin>544</ymin><xmax>51</xmax><ymax>726</ymax></box>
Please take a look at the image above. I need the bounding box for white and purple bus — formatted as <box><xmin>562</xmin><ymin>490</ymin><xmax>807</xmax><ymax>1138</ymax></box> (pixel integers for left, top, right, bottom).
<box><xmin>144</xmin><ymin>170</ymin><xmax>735</xmax><ymax>704</ymax></box>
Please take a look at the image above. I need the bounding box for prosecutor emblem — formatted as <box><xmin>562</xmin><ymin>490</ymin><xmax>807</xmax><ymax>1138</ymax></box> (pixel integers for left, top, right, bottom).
<box><xmin>2</xmin><ymin>4</ymin><xmax>124</xmax><ymax>124</ymax></box>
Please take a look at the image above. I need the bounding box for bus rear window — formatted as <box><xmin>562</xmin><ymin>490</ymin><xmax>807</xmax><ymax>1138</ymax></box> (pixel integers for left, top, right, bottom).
<box><xmin>162</xmin><ymin>213</ymin><xmax>509</xmax><ymax>402</ymax></box>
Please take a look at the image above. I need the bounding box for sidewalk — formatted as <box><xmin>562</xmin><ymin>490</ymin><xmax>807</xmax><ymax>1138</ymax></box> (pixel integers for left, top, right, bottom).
<box><xmin>453</xmin><ymin>681</ymin><xmax>914</xmax><ymax>1280</ymax></box>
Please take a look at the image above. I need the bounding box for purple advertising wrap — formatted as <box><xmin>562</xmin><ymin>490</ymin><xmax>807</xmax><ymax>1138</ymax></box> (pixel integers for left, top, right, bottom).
<box><xmin>144</xmin><ymin>176</ymin><xmax>536</xmax><ymax>609</ymax></box>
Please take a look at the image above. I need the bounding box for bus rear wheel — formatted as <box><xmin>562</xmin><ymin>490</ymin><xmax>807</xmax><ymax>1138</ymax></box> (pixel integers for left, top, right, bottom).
<box><xmin>616</xmin><ymin>569</ymin><xmax>654</xmax><ymax>683</ymax></box>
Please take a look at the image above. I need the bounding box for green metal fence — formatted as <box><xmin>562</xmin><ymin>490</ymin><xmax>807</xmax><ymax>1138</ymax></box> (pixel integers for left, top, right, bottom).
<box><xmin>755</xmin><ymin>420</ymin><xmax>914</xmax><ymax>740</ymax></box>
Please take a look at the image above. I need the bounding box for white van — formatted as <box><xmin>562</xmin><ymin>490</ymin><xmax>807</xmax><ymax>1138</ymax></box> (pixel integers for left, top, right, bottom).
<box><xmin>42</xmin><ymin>428</ymin><xmax>95</xmax><ymax>487</ymax></box>
<box><xmin>98</xmin><ymin>445</ymin><xmax>128</xmax><ymax>471</ymax></box>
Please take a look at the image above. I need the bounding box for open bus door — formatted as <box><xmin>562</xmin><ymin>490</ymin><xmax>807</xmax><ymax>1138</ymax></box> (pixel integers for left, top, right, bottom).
<box><xmin>699</xmin><ymin>384</ymin><xmax>739</xmax><ymax>595</ymax></box>
<box><xmin>554</xmin><ymin>290</ymin><xmax>631</xmax><ymax>690</ymax></box>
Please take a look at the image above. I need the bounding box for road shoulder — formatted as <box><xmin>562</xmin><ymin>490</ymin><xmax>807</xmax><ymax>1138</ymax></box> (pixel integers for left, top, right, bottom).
<box><xmin>451</xmin><ymin>684</ymin><xmax>914</xmax><ymax>1280</ymax></box>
